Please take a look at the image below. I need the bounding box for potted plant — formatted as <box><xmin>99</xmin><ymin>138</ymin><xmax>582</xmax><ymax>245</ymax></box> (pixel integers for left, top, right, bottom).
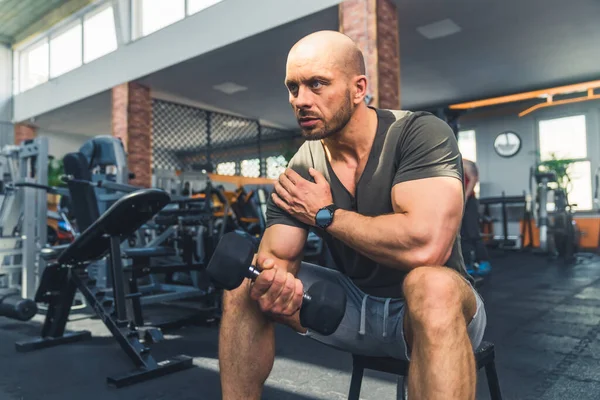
<box><xmin>536</xmin><ymin>153</ymin><xmax>578</xmax><ymax>195</ymax></box>
<box><xmin>47</xmin><ymin>156</ymin><xmax>65</xmax><ymax>211</ymax></box>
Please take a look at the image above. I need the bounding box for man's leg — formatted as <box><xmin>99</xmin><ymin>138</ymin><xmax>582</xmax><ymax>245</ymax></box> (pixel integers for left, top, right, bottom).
<box><xmin>402</xmin><ymin>266</ymin><xmax>479</xmax><ymax>400</ymax></box>
<box><xmin>219</xmin><ymin>266</ymin><xmax>307</xmax><ymax>400</ymax></box>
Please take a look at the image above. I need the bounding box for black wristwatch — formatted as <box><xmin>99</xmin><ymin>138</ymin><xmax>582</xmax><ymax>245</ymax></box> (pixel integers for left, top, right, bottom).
<box><xmin>315</xmin><ymin>204</ymin><xmax>339</xmax><ymax>230</ymax></box>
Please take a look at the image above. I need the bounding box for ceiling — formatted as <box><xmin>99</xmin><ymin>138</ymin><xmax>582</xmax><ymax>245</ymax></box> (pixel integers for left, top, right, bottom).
<box><xmin>33</xmin><ymin>0</ymin><xmax>600</xmax><ymax>134</ymax></box>
<box><xmin>0</xmin><ymin>0</ymin><xmax>64</xmax><ymax>43</ymax></box>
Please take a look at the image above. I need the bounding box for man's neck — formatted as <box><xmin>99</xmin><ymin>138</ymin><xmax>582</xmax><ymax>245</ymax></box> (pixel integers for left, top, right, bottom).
<box><xmin>322</xmin><ymin>106</ymin><xmax>378</xmax><ymax>164</ymax></box>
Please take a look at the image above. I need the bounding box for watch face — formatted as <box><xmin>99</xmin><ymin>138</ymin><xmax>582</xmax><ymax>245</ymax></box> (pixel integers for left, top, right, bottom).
<box><xmin>315</xmin><ymin>208</ymin><xmax>332</xmax><ymax>228</ymax></box>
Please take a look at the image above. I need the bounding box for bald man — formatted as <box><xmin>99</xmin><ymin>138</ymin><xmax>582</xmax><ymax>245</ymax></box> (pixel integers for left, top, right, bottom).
<box><xmin>218</xmin><ymin>31</ymin><xmax>486</xmax><ymax>400</ymax></box>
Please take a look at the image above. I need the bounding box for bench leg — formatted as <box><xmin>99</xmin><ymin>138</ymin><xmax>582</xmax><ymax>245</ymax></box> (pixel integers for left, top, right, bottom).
<box><xmin>348</xmin><ymin>363</ymin><xmax>364</xmax><ymax>400</ymax></box>
<box><xmin>397</xmin><ymin>376</ymin><xmax>408</xmax><ymax>400</ymax></box>
<box><xmin>485</xmin><ymin>361</ymin><xmax>503</xmax><ymax>400</ymax></box>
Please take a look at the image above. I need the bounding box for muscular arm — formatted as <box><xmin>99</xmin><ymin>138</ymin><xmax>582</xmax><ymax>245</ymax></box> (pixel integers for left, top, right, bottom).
<box><xmin>326</xmin><ymin>176</ymin><xmax>464</xmax><ymax>270</ymax></box>
<box><xmin>463</xmin><ymin>160</ymin><xmax>478</xmax><ymax>199</ymax></box>
<box><xmin>255</xmin><ymin>224</ymin><xmax>307</xmax><ymax>273</ymax></box>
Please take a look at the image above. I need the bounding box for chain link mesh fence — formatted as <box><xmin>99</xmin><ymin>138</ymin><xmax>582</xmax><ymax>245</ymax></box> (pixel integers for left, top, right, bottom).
<box><xmin>152</xmin><ymin>99</ymin><xmax>302</xmax><ymax>178</ymax></box>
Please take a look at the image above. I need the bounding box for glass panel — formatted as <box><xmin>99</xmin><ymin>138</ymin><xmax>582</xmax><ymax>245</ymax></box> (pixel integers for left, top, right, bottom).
<box><xmin>566</xmin><ymin>160</ymin><xmax>592</xmax><ymax>211</ymax></box>
<box><xmin>216</xmin><ymin>162</ymin><xmax>236</xmax><ymax>176</ymax></box>
<box><xmin>458</xmin><ymin>130</ymin><xmax>476</xmax><ymax>162</ymax></box>
<box><xmin>139</xmin><ymin>0</ymin><xmax>185</xmax><ymax>36</ymax></box>
<box><xmin>241</xmin><ymin>159</ymin><xmax>260</xmax><ymax>178</ymax></box>
<box><xmin>539</xmin><ymin>115</ymin><xmax>587</xmax><ymax>161</ymax></box>
<box><xmin>84</xmin><ymin>6</ymin><xmax>118</xmax><ymax>63</ymax></box>
<box><xmin>187</xmin><ymin>0</ymin><xmax>223</xmax><ymax>15</ymax></box>
<box><xmin>50</xmin><ymin>22</ymin><xmax>82</xmax><ymax>78</ymax></box>
<box><xmin>266</xmin><ymin>155</ymin><xmax>287</xmax><ymax>179</ymax></box>
<box><xmin>20</xmin><ymin>39</ymin><xmax>49</xmax><ymax>91</ymax></box>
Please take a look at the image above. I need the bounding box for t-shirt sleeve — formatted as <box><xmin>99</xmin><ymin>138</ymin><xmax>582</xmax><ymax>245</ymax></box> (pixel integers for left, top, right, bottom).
<box><xmin>393</xmin><ymin>113</ymin><xmax>463</xmax><ymax>186</ymax></box>
<box><xmin>264</xmin><ymin>149</ymin><xmax>311</xmax><ymax>231</ymax></box>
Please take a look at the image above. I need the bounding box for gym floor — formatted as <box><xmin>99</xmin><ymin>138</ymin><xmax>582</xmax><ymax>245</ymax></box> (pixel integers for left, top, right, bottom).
<box><xmin>1</xmin><ymin>251</ymin><xmax>600</xmax><ymax>399</ymax></box>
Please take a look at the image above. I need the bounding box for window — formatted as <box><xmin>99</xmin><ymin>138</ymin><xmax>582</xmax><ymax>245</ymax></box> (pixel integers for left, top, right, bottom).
<box><xmin>187</xmin><ymin>0</ymin><xmax>223</xmax><ymax>15</ymax></box>
<box><xmin>241</xmin><ymin>159</ymin><xmax>260</xmax><ymax>178</ymax></box>
<box><xmin>457</xmin><ymin>130</ymin><xmax>477</xmax><ymax>162</ymax></box>
<box><xmin>216</xmin><ymin>162</ymin><xmax>236</xmax><ymax>176</ymax></box>
<box><xmin>19</xmin><ymin>39</ymin><xmax>49</xmax><ymax>92</ymax></box>
<box><xmin>539</xmin><ymin>115</ymin><xmax>591</xmax><ymax>210</ymax></box>
<box><xmin>458</xmin><ymin>130</ymin><xmax>478</xmax><ymax>196</ymax></box>
<box><xmin>136</xmin><ymin>0</ymin><xmax>185</xmax><ymax>37</ymax></box>
<box><xmin>50</xmin><ymin>22</ymin><xmax>82</xmax><ymax>78</ymax></box>
<box><xmin>266</xmin><ymin>155</ymin><xmax>287</xmax><ymax>179</ymax></box>
<box><xmin>84</xmin><ymin>5</ymin><xmax>118</xmax><ymax>63</ymax></box>
<box><xmin>539</xmin><ymin>115</ymin><xmax>587</xmax><ymax>161</ymax></box>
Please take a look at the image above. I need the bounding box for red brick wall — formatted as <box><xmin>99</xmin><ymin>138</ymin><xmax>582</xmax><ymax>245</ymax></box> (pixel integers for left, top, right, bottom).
<box><xmin>112</xmin><ymin>82</ymin><xmax>152</xmax><ymax>187</ymax></box>
<box><xmin>376</xmin><ymin>0</ymin><xmax>400</xmax><ymax>109</ymax></box>
<box><xmin>14</xmin><ymin>123</ymin><xmax>37</xmax><ymax>145</ymax></box>
<box><xmin>339</xmin><ymin>0</ymin><xmax>400</xmax><ymax>109</ymax></box>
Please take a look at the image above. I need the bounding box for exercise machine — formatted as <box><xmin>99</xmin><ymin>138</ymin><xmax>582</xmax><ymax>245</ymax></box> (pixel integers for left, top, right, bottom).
<box><xmin>0</xmin><ymin>138</ymin><xmax>51</xmax><ymax>315</ymax></box>
<box><xmin>61</xmin><ymin>137</ymin><xmax>221</xmax><ymax>325</ymax></box>
<box><xmin>15</xmin><ymin>188</ymin><xmax>194</xmax><ymax>387</ymax></box>
<box><xmin>529</xmin><ymin>167</ymin><xmax>580</xmax><ymax>260</ymax></box>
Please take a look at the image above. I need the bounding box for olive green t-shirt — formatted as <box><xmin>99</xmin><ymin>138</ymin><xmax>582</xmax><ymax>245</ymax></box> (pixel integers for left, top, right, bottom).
<box><xmin>265</xmin><ymin>108</ymin><xmax>470</xmax><ymax>299</ymax></box>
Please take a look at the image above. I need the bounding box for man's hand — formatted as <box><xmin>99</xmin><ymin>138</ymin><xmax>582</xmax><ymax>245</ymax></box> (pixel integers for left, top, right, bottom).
<box><xmin>272</xmin><ymin>167</ymin><xmax>333</xmax><ymax>226</ymax></box>
<box><xmin>249</xmin><ymin>257</ymin><xmax>304</xmax><ymax>316</ymax></box>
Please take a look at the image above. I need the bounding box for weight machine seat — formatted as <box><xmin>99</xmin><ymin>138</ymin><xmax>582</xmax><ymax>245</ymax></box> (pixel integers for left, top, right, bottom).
<box><xmin>57</xmin><ymin>189</ymin><xmax>171</xmax><ymax>266</ymax></box>
<box><xmin>63</xmin><ymin>152</ymin><xmax>100</xmax><ymax>232</ymax></box>
<box><xmin>123</xmin><ymin>247</ymin><xmax>176</xmax><ymax>259</ymax></box>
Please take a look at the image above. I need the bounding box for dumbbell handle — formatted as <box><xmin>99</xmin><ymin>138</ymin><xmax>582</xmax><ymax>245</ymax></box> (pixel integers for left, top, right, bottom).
<box><xmin>247</xmin><ymin>265</ymin><xmax>312</xmax><ymax>302</ymax></box>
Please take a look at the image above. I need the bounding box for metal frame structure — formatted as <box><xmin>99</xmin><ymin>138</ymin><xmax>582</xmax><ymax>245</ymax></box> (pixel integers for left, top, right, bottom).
<box><xmin>0</xmin><ymin>138</ymin><xmax>49</xmax><ymax>299</ymax></box>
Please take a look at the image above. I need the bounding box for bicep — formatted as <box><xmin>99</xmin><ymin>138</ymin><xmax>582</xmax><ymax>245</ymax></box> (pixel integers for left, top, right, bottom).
<box><xmin>256</xmin><ymin>224</ymin><xmax>308</xmax><ymax>272</ymax></box>
<box><xmin>392</xmin><ymin>176</ymin><xmax>464</xmax><ymax>240</ymax></box>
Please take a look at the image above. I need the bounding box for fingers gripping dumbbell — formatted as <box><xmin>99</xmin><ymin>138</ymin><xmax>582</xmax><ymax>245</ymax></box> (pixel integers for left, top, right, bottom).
<box><xmin>207</xmin><ymin>232</ymin><xmax>347</xmax><ymax>336</ymax></box>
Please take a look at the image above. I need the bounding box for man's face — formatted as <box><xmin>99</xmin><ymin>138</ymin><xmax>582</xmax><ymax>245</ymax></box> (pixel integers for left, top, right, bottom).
<box><xmin>285</xmin><ymin>52</ymin><xmax>355</xmax><ymax>140</ymax></box>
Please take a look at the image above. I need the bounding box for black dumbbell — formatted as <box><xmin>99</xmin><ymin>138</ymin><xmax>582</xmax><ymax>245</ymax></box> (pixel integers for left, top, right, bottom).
<box><xmin>207</xmin><ymin>232</ymin><xmax>346</xmax><ymax>336</ymax></box>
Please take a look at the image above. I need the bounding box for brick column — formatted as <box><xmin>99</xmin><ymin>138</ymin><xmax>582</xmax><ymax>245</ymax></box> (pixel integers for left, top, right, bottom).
<box><xmin>14</xmin><ymin>123</ymin><xmax>37</xmax><ymax>145</ymax></box>
<box><xmin>339</xmin><ymin>0</ymin><xmax>401</xmax><ymax>109</ymax></box>
<box><xmin>112</xmin><ymin>82</ymin><xmax>152</xmax><ymax>187</ymax></box>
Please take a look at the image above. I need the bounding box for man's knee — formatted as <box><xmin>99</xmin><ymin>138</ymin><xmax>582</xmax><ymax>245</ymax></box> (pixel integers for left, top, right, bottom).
<box><xmin>222</xmin><ymin>280</ymin><xmax>254</xmax><ymax>315</ymax></box>
<box><xmin>403</xmin><ymin>267</ymin><xmax>472</xmax><ymax>330</ymax></box>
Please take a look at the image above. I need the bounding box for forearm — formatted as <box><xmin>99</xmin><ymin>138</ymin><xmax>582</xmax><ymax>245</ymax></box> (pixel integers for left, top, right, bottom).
<box><xmin>326</xmin><ymin>210</ymin><xmax>435</xmax><ymax>271</ymax></box>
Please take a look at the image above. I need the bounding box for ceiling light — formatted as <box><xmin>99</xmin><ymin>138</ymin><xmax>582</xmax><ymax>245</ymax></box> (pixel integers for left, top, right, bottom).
<box><xmin>417</xmin><ymin>19</ymin><xmax>461</xmax><ymax>39</ymax></box>
<box><xmin>213</xmin><ymin>82</ymin><xmax>248</xmax><ymax>95</ymax></box>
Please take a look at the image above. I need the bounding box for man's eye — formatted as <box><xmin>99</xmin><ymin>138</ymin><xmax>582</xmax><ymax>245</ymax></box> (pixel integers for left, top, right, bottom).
<box><xmin>288</xmin><ymin>84</ymin><xmax>298</xmax><ymax>94</ymax></box>
<box><xmin>311</xmin><ymin>81</ymin><xmax>323</xmax><ymax>89</ymax></box>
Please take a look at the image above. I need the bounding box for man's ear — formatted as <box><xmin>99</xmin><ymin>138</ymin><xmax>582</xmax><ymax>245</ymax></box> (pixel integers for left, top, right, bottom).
<box><xmin>353</xmin><ymin>75</ymin><xmax>368</xmax><ymax>105</ymax></box>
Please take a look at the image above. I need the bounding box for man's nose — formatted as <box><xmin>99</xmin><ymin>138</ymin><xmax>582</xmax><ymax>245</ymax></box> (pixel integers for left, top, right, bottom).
<box><xmin>293</xmin><ymin>86</ymin><xmax>313</xmax><ymax>109</ymax></box>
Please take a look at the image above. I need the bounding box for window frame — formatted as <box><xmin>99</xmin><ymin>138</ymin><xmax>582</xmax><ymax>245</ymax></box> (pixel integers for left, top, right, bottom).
<box><xmin>13</xmin><ymin>0</ymin><xmax>117</xmax><ymax>94</ymax></box>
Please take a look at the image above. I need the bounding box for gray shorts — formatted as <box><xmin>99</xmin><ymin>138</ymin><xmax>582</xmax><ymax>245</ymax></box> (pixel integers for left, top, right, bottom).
<box><xmin>297</xmin><ymin>262</ymin><xmax>486</xmax><ymax>360</ymax></box>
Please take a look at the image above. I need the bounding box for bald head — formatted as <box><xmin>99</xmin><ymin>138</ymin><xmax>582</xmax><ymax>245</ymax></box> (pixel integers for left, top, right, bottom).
<box><xmin>288</xmin><ymin>30</ymin><xmax>366</xmax><ymax>78</ymax></box>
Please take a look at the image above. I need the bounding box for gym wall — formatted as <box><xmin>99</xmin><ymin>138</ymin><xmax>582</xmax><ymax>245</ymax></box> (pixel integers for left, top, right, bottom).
<box><xmin>459</xmin><ymin>100</ymin><xmax>600</xmax><ymax>202</ymax></box>
<box><xmin>0</xmin><ymin>45</ymin><xmax>11</xmax><ymax>145</ymax></box>
<box><xmin>38</xmin><ymin>130</ymin><xmax>92</xmax><ymax>160</ymax></box>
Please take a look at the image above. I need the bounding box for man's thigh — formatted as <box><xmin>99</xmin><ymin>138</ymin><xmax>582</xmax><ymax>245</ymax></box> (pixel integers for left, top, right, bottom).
<box><xmin>297</xmin><ymin>263</ymin><xmax>486</xmax><ymax>361</ymax></box>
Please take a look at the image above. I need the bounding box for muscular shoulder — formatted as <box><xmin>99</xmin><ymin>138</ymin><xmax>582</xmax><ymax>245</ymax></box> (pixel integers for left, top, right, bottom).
<box><xmin>380</xmin><ymin>110</ymin><xmax>461</xmax><ymax>184</ymax></box>
<box><xmin>286</xmin><ymin>140</ymin><xmax>329</xmax><ymax>183</ymax></box>
<box><xmin>385</xmin><ymin>110</ymin><xmax>455</xmax><ymax>149</ymax></box>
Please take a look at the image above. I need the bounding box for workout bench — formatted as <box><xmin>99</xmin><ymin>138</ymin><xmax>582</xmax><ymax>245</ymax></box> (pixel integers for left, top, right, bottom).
<box><xmin>348</xmin><ymin>341</ymin><xmax>502</xmax><ymax>400</ymax></box>
<box><xmin>15</xmin><ymin>188</ymin><xmax>194</xmax><ymax>388</ymax></box>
